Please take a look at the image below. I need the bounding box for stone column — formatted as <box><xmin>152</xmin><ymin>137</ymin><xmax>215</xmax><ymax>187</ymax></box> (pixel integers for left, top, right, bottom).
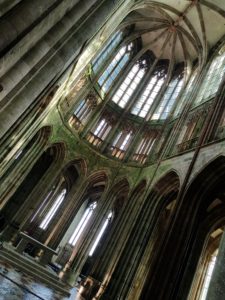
<box><xmin>99</xmin><ymin>192</ymin><xmax>164</xmax><ymax>300</ymax></box>
<box><xmin>0</xmin><ymin>140</ymin><xmax>45</xmax><ymax>210</ymax></box>
<box><xmin>206</xmin><ymin>231</ymin><xmax>225</xmax><ymax>300</ymax></box>
<box><xmin>1</xmin><ymin>161</ymin><xmax>62</xmax><ymax>242</ymax></box>
<box><xmin>78</xmin><ymin>186</ymin><xmax>146</xmax><ymax>299</ymax></box>
<box><xmin>0</xmin><ymin>0</ymin><xmax>128</xmax><ymax>139</ymax></box>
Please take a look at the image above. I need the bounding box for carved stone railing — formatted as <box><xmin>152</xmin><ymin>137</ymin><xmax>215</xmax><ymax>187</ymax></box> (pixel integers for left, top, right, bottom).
<box><xmin>16</xmin><ymin>232</ymin><xmax>57</xmax><ymax>266</ymax></box>
<box><xmin>110</xmin><ymin>146</ymin><xmax>125</xmax><ymax>160</ymax></box>
<box><xmin>69</xmin><ymin>115</ymin><xmax>83</xmax><ymax>130</ymax></box>
<box><xmin>177</xmin><ymin>137</ymin><xmax>198</xmax><ymax>153</ymax></box>
<box><xmin>132</xmin><ymin>153</ymin><xmax>148</xmax><ymax>164</ymax></box>
<box><xmin>215</xmin><ymin>125</ymin><xmax>225</xmax><ymax>140</ymax></box>
<box><xmin>86</xmin><ymin>133</ymin><xmax>103</xmax><ymax>148</ymax></box>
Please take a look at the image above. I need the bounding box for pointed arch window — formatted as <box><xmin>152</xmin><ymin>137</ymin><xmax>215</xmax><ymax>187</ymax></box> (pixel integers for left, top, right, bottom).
<box><xmin>39</xmin><ymin>189</ymin><xmax>67</xmax><ymax>230</ymax></box>
<box><xmin>174</xmin><ymin>71</ymin><xmax>198</xmax><ymax>116</ymax></box>
<box><xmin>69</xmin><ymin>202</ymin><xmax>97</xmax><ymax>247</ymax></box>
<box><xmin>151</xmin><ymin>75</ymin><xmax>184</xmax><ymax>120</ymax></box>
<box><xmin>97</xmin><ymin>43</ymin><xmax>133</xmax><ymax>93</ymax></box>
<box><xmin>195</xmin><ymin>51</ymin><xmax>225</xmax><ymax>105</ymax></box>
<box><xmin>112</xmin><ymin>60</ymin><xmax>147</xmax><ymax>108</ymax></box>
<box><xmin>131</xmin><ymin>69</ymin><xmax>166</xmax><ymax>118</ymax></box>
<box><xmin>92</xmin><ymin>31</ymin><xmax>123</xmax><ymax>74</ymax></box>
<box><xmin>89</xmin><ymin>211</ymin><xmax>113</xmax><ymax>256</ymax></box>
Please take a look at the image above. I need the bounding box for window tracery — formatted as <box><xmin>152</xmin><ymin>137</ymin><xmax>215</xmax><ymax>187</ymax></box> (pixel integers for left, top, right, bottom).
<box><xmin>112</xmin><ymin>59</ymin><xmax>148</xmax><ymax>108</ymax></box>
<box><xmin>195</xmin><ymin>51</ymin><xmax>225</xmax><ymax>105</ymax></box>
<box><xmin>152</xmin><ymin>73</ymin><xmax>183</xmax><ymax>120</ymax></box>
<box><xmin>131</xmin><ymin>68</ymin><xmax>167</xmax><ymax>118</ymax></box>
<box><xmin>97</xmin><ymin>43</ymin><xmax>133</xmax><ymax>93</ymax></box>
<box><xmin>92</xmin><ymin>31</ymin><xmax>123</xmax><ymax>74</ymax></box>
<box><xmin>174</xmin><ymin>70</ymin><xmax>198</xmax><ymax>116</ymax></box>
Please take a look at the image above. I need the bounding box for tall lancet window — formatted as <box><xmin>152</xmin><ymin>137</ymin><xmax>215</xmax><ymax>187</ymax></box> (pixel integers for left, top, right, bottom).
<box><xmin>152</xmin><ymin>74</ymin><xmax>184</xmax><ymax>120</ymax></box>
<box><xmin>174</xmin><ymin>70</ymin><xmax>198</xmax><ymax>116</ymax></box>
<box><xmin>98</xmin><ymin>43</ymin><xmax>133</xmax><ymax>93</ymax></box>
<box><xmin>112</xmin><ymin>59</ymin><xmax>147</xmax><ymax>108</ymax></box>
<box><xmin>195</xmin><ymin>50</ymin><xmax>225</xmax><ymax>105</ymax></box>
<box><xmin>131</xmin><ymin>68</ymin><xmax>167</xmax><ymax>118</ymax></box>
<box><xmin>89</xmin><ymin>211</ymin><xmax>113</xmax><ymax>256</ymax></box>
<box><xmin>39</xmin><ymin>189</ymin><xmax>67</xmax><ymax>230</ymax></box>
<box><xmin>92</xmin><ymin>31</ymin><xmax>123</xmax><ymax>74</ymax></box>
<box><xmin>69</xmin><ymin>202</ymin><xmax>97</xmax><ymax>247</ymax></box>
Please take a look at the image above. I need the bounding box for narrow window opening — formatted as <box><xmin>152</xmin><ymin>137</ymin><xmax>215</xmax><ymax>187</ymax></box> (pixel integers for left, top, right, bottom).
<box><xmin>69</xmin><ymin>202</ymin><xmax>97</xmax><ymax>247</ymax></box>
<box><xmin>89</xmin><ymin>211</ymin><xmax>112</xmax><ymax>256</ymax></box>
<box><xmin>199</xmin><ymin>252</ymin><xmax>218</xmax><ymax>300</ymax></box>
<box><xmin>112</xmin><ymin>61</ymin><xmax>146</xmax><ymax>108</ymax></box>
<box><xmin>39</xmin><ymin>189</ymin><xmax>66</xmax><ymax>230</ymax></box>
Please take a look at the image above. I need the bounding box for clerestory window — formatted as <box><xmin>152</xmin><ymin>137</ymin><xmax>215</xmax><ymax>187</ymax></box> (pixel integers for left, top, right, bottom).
<box><xmin>112</xmin><ymin>61</ymin><xmax>147</xmax><ymax>108</ymax></box>
<box><xmin>111</xmin><ymin>130</ymin><xmax>133</xmax><ymax>159</ymax></box>
<box><xmin>131</xmin><ymin>69</ymin><xmax>166</xmax><ymax>118</ymax></box>
<box><xmin>151</xmin><ymin>75</ymin><xmax>183</xmax><ymax>120</ymax></box>
<box><xmin>174</xmin><ymin>71</ymin><xmax>197</xmax><ymax>116</ymax></box>
<box><xmin>195</xmin><ymin>51</ymin><xmax>225</xmax><ymax>105</ymax></box>
<box><xmin>98</xmin><ymin>43</ymin><xmax>133</xmax><ymax>94</ymax></box>
<box><xmin>112</xmin><ymin>131</ymin><xmax>132</xmax><ymax>151</ymax></box>
<box><xmin>92</xmin><ymin>31</ymin><xmax>122</xmax><ymax>74</ymax></box>
<box><xmin>72</xmin><ymin>94</ymin><xmax>97</xmax><ymax>127</ymax></box>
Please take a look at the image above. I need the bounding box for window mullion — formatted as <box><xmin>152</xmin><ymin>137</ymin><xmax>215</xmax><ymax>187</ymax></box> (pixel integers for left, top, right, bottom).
<box><xmin>99</xmin><ymin>122</ymin><xmax>109</xmax><ymax>139</ymax></box>
<box><xmin>118</xmin><ymin>67</ymin><xmax>140</xmax><ymax>106</ymax></box>
<box><xmin>92</xmin><ymin>32</ymin><xmax>122</xmax><ymax>75</ymax></box>
<box><xmin>159</xmin><ymin>79</ymin><xmax>179</xmax><ymax>119</ymax></box>
<box><xmin>100</xmin><ymin>49</ymin><xmax>128</xmax><ymax>88</ymax></box>
<box><xmin>138</xmin><ymin>78</ymin><xmax>158</xmax><ymax>116</ymax></box>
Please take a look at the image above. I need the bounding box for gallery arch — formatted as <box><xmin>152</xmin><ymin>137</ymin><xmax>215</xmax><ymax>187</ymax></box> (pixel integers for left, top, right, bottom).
<box><xmin>0</xmin><ymin>140</ymin><xmax>66</xmax><ymax>241</ymax></box>
<box><xmin>140</xmin><ymin>157</ymin><xmax>225</xmax><ymax>300</ymax></box>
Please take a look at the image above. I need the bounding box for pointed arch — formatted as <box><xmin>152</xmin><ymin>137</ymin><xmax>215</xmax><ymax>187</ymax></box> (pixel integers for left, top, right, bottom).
<box><xmin>184</xmin><ymin>155</ymin><xmax>225</xmax><ymax>210</ymax></box>
<box><xmin>109</xmin><ymin>177</ymin><xmax>130</xmax><ymax>198</ymax></box>
<box><xmin>150</xmin><ymin>170</ymin><xmax>180</xmax><ymax>203</ymax></box>
<box><xmin>63</xmin><ymin>158</ymin><xmax>88</xmax><ymax>178</ymax></box>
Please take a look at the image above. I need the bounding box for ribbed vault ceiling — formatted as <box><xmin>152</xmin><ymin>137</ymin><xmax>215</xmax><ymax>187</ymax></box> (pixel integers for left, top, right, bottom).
<box><xmin>125</xmin><ymin>0</ymin><xmax>225</xmax><ymax>67</ymax></box>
